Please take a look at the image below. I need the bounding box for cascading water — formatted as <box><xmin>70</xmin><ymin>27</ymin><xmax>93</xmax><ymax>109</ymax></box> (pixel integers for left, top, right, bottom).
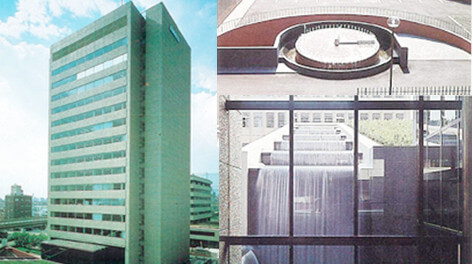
<box><xmin>245</xmin><ymin>125</ymin><xmax>354</xmax><ymax>264</ymax></box>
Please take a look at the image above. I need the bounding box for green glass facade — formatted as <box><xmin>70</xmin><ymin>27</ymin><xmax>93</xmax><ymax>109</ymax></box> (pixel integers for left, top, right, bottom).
<box><xmin>47</xmin><ymin>2</ymin><xmax>190</xmax><ymax>264</ymax></box>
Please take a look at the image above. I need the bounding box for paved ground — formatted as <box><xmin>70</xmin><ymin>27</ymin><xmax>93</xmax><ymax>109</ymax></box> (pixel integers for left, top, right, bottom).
<box><xmin>218</xmin><ymin>59</ymin><xmax>470</xmax><ymax>96</ymax></box>
<box><xmin>221</xmin><ymin>0</ymin><xmax>471</xmax><ymax>33</ymax></box>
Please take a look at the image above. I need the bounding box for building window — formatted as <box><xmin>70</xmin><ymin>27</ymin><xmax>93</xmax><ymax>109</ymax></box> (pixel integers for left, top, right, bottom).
<box><xmin>372</xmin><ymin>113</ymin><xmax>381</xmax><ymax>120</ymax></box>
<box><xmin>301</xmin><ymin>113</ymin><xmax>310</xmax><ymax>123</ymax></box>
<box><xmin>312</xmin><ymin>113</ymin><xmax>321</xmax><ymax>123</ymax></box>
<box><xmin>242</xmin><ymin>113</ymin><xmax>250</xmax><ymax>128</ymax></box>
<box><xmin>396</xmin><ymin>113</ymin><xmax>404</xmax><ymax>119</ymax></box>
<box><xmin>278</xmin><ymin>113</ymin><xmax>286</xmax><ymax>128</ymax></box>
<box><xmin>384</xmin><ymin>113</ymin><xmax>393</xmax><ymax>120</ymax></box>
<box><xmin>361</xmin><ymin>113</ymin><xmax>369</xmax><ymax>120</ymax></box>
<box><xmin>266</xmin><ymin>113</ymin><xmax>274</xmax><ymax>128</ymax></box>
<box><xmin>324</xmin><ymin>113</ymin><xmax>333</xmax><ymax>123</ymax></box>
<box><xmin>169</xmin><ymin>25</ymin><xmax>181</xmax><ymax>43</ymax></box>
<box><xmin>253</xmin><ymin>112</ymin><xmax>263</xmax><ymax>127</ymax></box>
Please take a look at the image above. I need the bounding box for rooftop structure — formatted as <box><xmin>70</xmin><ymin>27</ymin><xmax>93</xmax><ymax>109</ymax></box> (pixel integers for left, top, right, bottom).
<box><xmin>10</xmin><ymin>185</ymin><xmax>23</xmax><ymax>196</ymax></box>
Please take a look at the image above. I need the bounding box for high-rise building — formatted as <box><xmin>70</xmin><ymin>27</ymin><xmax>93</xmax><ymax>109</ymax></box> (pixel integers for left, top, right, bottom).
<box><xmin>190</xmin><ymin>175</ymin><xmax>213</xmax><ymax>224</ymax></box>
<box><xmin>189</xmin><ymin>175</ymin><xmax>218</xmax><ymax>257</ymax></box>
<box><xmin>5</xmin><ymin>184</ymin><xmax>32</xmax><ymax>219</ymax></box>
<box><xmin>44</xmin><ymin>2</ymin><xmax>190</xmax><ymax>263</ymax></box>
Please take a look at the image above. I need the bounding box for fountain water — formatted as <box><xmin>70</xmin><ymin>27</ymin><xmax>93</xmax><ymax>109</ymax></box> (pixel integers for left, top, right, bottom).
<box><xmin>245</xmin><ymin>125</ymin><xmax>354</xmax><ymax>264</ymax></box>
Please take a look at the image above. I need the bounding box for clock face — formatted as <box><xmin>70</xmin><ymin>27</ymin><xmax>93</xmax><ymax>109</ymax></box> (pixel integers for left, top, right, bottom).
<box><xmin>295</xmin><ymin>27</ymin><xmax>380</xmax><ymax>65</ymax></box>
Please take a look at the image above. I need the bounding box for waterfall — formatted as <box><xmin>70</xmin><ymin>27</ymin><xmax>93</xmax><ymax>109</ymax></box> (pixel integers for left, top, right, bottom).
<box><xmin>245</xmin><ymin>124</ymin><xmax>354</xmax><ymax>264</ymax></box>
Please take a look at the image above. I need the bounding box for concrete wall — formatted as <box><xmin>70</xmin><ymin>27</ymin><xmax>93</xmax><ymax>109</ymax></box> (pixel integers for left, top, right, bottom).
<box><xmin>125</xmin><ymin>3</ymin><xmax>145</xmax><ymax>263</ymax></box>
<box><xmin>218</xmin><ymin>95</ymin><xmax>243</xmax><ymax>263</ymax></box>
<box><xmin>217</xmin><ymin>14</ymin><xmax>471</xmax><ymax>53</ymax></box>
<box><xmin>144</xmin><ymin>4</ymin><xmax>191</xmax><ymax>264</ymax></box>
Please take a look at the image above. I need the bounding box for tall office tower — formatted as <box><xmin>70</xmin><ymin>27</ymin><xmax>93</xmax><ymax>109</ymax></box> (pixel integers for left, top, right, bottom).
<box><xmin>44</xmin><ymin>2</ymin><xmax>190</xmax><ymax>263</ymax></box>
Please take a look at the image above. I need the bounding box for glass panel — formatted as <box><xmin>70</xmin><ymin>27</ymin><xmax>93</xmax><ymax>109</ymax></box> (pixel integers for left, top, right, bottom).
<box><xmin>245</xmin><ymin>110</ymin><xmax>289</xmax><ymax>236</ymax></box>
<box><xmin>230</xmin><ymin>245</ymin><xmax>289</xmax><ymax>264</ymax></box>
<box><xmin>358</xmin><ymin>246</ymin><xmax>416</xmax><ymax>263</ymax></box>
<box><xmin>424</xmin><ymin>108</ymin><xmax>462</xmax><ymax>233</ymax></box>
<box><xmin>358</xmin><ymin>110</ymin><xmax>418</xmax><ymax>236</ymax></box>
<box><xmin>293</xmin><ymin>110</ymin><xmax>354</xmax><ymax>237</ymax></box>
<box><xmin>295</xmin><ymin>246</ymin><xmax>354</xmax><ymax>264</ymax></box>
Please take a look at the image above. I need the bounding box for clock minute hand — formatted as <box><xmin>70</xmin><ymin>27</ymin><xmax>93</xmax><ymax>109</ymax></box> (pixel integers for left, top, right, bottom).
<box><xmin>334</xmin><ymin>39</ymin><xmax>376</xmax><ymax>46</ymax></box>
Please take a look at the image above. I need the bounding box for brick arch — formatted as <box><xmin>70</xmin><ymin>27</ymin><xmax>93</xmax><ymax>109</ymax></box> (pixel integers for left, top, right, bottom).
<box><xmin>218</xmin><ymin>14</ymin><xmax>471</xmax><ymax>53</ymax></box>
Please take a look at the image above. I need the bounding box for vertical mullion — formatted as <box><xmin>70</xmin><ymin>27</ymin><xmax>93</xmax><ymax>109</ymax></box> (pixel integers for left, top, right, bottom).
<box><xmin>417</xmin><ymin>96</ymin><xmax>425</xmax><ymax>263</ymax></box>
<box><xmin>289</xmin><ymin>95</ymin><xmax>294</xmax><ymax>264</ymax></box>
<box><xmin>461</xmin><ymin>96</ymin><xmax>471</xmax><ymax>264</ymax></box>
<box><xmin>354</xmin><ymin>96</ymin><xmax>359</xmax><ymax>264</ymax></box>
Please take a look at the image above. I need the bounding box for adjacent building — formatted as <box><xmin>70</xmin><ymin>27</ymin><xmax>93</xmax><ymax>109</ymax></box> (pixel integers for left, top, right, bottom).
<box><xmin>190</xmin><ymin>175</ymin><xmax>213</xmax><ymax>224</ymax></box>
<box><xmin>5</xmin><ymin>185</ymin><xmax>32</xmax><ymax>219</ymax></box>
<box><xmin>190</xmin><ymin>175</ymin><xmax>219</xmax><ymax>253</ymax></box>
<box><xmin>44</xmin><ymin>2</ymin><xmax>190</xmax><ymax>264</ymax></box>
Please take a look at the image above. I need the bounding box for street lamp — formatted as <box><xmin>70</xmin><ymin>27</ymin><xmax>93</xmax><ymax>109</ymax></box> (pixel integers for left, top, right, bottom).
<box><xmin>387</xmin><ymin>16</ymin><xmax>400</xmax><ymax>95</ymax></box>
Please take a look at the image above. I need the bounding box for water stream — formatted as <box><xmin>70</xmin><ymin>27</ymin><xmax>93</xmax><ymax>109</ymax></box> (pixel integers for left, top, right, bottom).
<box><xmin>244</xmin><ymin>125</ymin><xmax>354</xmax><ymax>264</ymax></box>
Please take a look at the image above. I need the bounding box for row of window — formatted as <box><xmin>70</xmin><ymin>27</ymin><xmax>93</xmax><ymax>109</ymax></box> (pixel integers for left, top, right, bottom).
<box><xmin>51</xmin><ymin>183</ymin><xmax>126</xmax><ymax>192</ymax></box>
<box><xmin>52</xmin><ymin>134</ymin><xmax>126</xmax><ymax>153</ymax></box>
<box><xmin>52</xmin><ymin>69</ymin><xmax>127</xmax><ymax>102</ymax></box>
<box><xmin>52</xmin><ymin>37</ymin><xmax>127</xmax><ymax>76</ymax></box>
<box><xmin>51</xmin><ymin>167</ymin><xmax>126</xmax><ymax>179</ymax></box>
<box><xmin>191</xmin><ymin>188</ymin><xmax>211</xmax><ymax>194</ymax></box>
<box><xmin>242</xmin><ymin>112</ymin><xmax>287</xmax><ymax>128</ymax></box>
<box><xmin>191</xmin><ymin>211</ymin><xmax>212</xmax><ymax>216</ymax></box>
<box><xmin>51</xmin><ymin>102</ymin><xmax>126</xmax><ymax>127</ymax></box>
<box><xmin>361</xmin><ymin>113</ymin><xmax>404</xmax><ymax>120</ymax></box>
<box><xmin>52</xmin><ymin>54</ymin><xmax>128</xmax><ymax>89</ymax></box>
<box><xmin>243</xmin><ymin>112</ymin><xmax>406</xmax><ymax>127</ymax></box>
<box><xmin>51</xmin><ymin>118</ymin><xmax>126</xmax><ymax>140</ymax></box>
<box><xmin>50</xmin><ymin>198</ymin><xmax>125</xmax><ymax>206</ymax></box>
<box><xmin>191</xmin><ymin>197</ymin><xmax>211</xmax><ymax>201</ymax></box>
<box><xmin>52</xmin><ymin>86</ymin><xmax>126</xmax><ymax>115</ymax></box>
<box><xmin>51</xmin><ymin>150</ymin><xmax>126</xmax><ymax>166</ymax></box>
<box><xmin>191</xmin><ymin>204</ymin><xmax>211</xmax><ymax>208</ymax></box>
<box><xmin>51</xmin><ymin>211</ymin><xmax>125</xmax><ymax>222</ymax></box>
<box><xmin>50</xmin><ymin>224</ymin><xmax>126</xmax><ymax>238</ymax></box>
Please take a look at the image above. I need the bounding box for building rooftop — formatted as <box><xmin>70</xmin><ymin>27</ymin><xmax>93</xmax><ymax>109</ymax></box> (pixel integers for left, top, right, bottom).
<box><xmin>191</xmin><ymin>174</ymin><xmax>213</xmax><ymax>185</ymax></box>
<box><xmin>41</xmin><ymin>240</ymin><xmax>106</xmax><ymax>253</ymax></box>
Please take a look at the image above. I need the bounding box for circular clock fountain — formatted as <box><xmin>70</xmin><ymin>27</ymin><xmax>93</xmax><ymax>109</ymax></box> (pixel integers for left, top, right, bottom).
<box><xmin>278</xmin><ymin>21</ymin><xmax>393</xmax><ymax>79</ymax></box>
<box><xmin>295</xmin><ymin>27</ymin><xmax>380</xmax><ymax>69</ymax></box>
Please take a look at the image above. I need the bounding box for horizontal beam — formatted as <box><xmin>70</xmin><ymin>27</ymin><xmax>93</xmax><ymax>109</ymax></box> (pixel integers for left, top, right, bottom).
<box><xmin>220</xmin><ymin>235</ymin><xmax>463</xmax><ymax>246</ymax></box>
<box><xmin>225</xmin><ymin>100</ymin><xmax>462</xmax><ymax>111</ymax></box>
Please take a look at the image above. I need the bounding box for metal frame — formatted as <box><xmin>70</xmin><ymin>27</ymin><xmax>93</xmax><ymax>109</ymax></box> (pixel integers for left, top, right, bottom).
<box><xmin>222</xmin><ymin>96</ymin><xmax>464</xmax><ymax>264</ymax></box>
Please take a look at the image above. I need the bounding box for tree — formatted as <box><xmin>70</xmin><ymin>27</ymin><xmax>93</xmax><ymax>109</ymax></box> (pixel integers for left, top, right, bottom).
<box><xmin>359</xmin><ymin>119</ymin><xmax>415</xmax><ymax>146</ymax></box>
<box><xmin>7</xmin><ymin>231</ymin><xmax>48</xmax><ymax>248</ymax></box>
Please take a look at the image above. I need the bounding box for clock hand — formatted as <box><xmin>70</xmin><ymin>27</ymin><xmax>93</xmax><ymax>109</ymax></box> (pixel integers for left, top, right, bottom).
<box><xmin>335</xmin><ymin>39</ymin><xmax>376</xmax><ymax>46</ymax></box>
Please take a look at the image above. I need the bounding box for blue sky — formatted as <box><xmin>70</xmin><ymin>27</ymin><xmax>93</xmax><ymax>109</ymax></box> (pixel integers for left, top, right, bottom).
<box><xmin>0</xmin><ymin>0</ymin><xmax>218</xmax><ymax>198</ymax></box>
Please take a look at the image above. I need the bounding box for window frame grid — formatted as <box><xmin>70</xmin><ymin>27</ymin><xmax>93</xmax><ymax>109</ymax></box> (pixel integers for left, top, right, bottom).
<box><xmin>221</xmin><ymin>96</ymin><xmax>464</xmax><ymax>264</ymax></box>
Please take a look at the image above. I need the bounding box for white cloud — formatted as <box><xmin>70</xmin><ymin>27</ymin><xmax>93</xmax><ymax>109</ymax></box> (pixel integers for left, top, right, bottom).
<box><xmin>0</xmin><ymin>36</ymin><xmax>50</xmax><ymax>198</ymax></box>
<box><xmin>48</xmin><ymin>0</ymin><xmax>118</xmax><ymax>18</ymax></box>
<box><xmin>193</xmin><ymin>65</ymin><xmax>217</xmax><ymax>92</ymax></box>
<box><xmin>191</xmin><ymin>92</ymin><xmax>218</xmax><ymax>173</ymax></box>
<box><xmin>0</xmin><ymin>0</ymin><xmax>118</xmax><ymax>40</ymax></box>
